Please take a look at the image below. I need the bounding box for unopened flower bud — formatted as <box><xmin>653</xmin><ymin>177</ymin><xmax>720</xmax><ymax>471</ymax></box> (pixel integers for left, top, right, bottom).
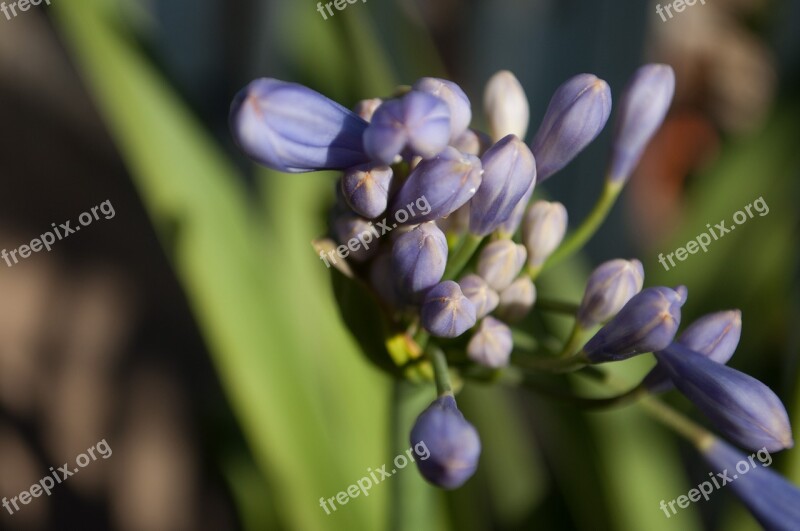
<box><xmin>531</xmin><ymin>74</ymin><xmax>612</xmax><ymax>182</ymax></box>
<box><xmin>476</xmin><ymin>240</ymin><xmax>527</xmax><ymax>291</ymax></box>
<box><xmin>412</xmin><ymin>77</ymin><xmax>472</xmax><ymax>141</ymax></box>
<box><xmin>332</xmin><ymin>214</ymin><xmax>380</xmax><ymax>263</ymax></box>
<box><xmin>644</xmin><ymin>310</ymin><xmax>743</xmax><ymax>393</ymax></box>
<box><xmin>582</xmin><ymin>286</ymin><xmax>682</xmax><ymax>362</ymax></box>
<box><xmin>391</xmin><ymin>222</ymin><xmax>448</xmax><ymax>300</ymax></box>
<box><xmin>340</xmin><ymin>164</ymin><xmax>393</xmax><ymax>219</ymax></box>
<box><xmin>521</xmin><ymin>200</ymin><xmax>568</xmax><ymax>269</ymax></box>
<box><xmin>483</xmin><ymin>70</ymin><xmax>530</xmax><ymax>142</ymax></box>
<box><xmin>230</xmin><ymin>78</ymin><xmax>370</xmax><ymax>172</ymax></box>
<box><xmin>458</xmin><ymin>274</ymin><xmax>499</xmax><ymax>319</ymax></box>
<box><xmin>496</xmin><ymin>276</ymin><xmax>536</xmax><ymax>323</ymax></box>
<box><xmin>700</xmin><ymin>438</ymin><xmax>800</xmax><ymax>528</ymax></box>
<box><xmin>389</xmin><ymin>147</ymin><xmax>482</xmax><ymax>223</ymax></box>
<box><xmin>410</xmin><ymin>395</ymin><xmax>481</xmax><ymax>489</ymax></box>
<box><xmin>364</xmin><ymin>91</ymin><xmax>451</xmax><ymax>164</ymax></box>
<box><xmin>607</xmin><ymin>64</ymin><xmax>675</xmax><ymax>184</ymax></box>
<box><xmin>656</xmin><ymin>343</ymin><xmax>793</xmax><ymax>452</ymax></box>
<box><xmin>469</xmin><ymin>135</ymin><xmax>537</xmax><ymax>236</ymax></box>
<box><xmin>467</xmin><ymin>317</ymin><xmax>513</xmax><ymax>368</ymax></box>
<box><xmin>450</xmin><ymin>129</ymin><xmax>492</xmax><ymax>157</ymax></box>
<box><xmin>577</xmin><ymin>259</ymin><xmax>644</xmax><ymax>328</ymax></box>
<box><xmin>421</xmin><ymin>281</ymin><xmax>477</xmax><ymax>338</ymax></box>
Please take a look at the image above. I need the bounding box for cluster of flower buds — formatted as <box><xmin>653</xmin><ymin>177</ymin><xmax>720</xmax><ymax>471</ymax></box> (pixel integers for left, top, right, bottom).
<box><xmin>229</xmin><ymin>64</ymin><xmax>798</xmax><ymax>518</ymax></box>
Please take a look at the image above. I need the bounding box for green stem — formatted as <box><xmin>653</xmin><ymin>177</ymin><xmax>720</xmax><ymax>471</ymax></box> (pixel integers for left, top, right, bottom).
<box><xmin>543</xmin><ymin>179</ymin><xmax>623</xmax><ymax>271</ymax></box>
<box><xmin>428</xmin><ymin>345</ymin><xmax>453</xmax><ymax>397</ymax></box>
<box><xmin>511</xmin><ymin>351</ymin><xmax>589</xmax><ymax>373</ymax></box>
<box><xmin>557</xmin><ymin>321</ymin><xmax>587</xmax><ymax>358</ymax></box>
<box><xmin>513</xmin><ymin>373</ymin><xmax>648</xmax><ymax>409</ymax></box>
<box><xmin>638</xmin><ymin>395</ymin><xmax>713</xmax><ymax>447</ymax></box>
<box><xmin>443</xmin><ymin>233</ymin><xmax>483</xmax><ymax>280</ymax></box>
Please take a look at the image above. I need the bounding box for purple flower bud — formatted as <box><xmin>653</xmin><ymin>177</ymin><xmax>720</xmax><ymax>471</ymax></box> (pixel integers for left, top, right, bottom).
<box><xmin>364</xmin><ymin>91</ymin><xmax>451</xmax><ymax>164</ymax></box>
<box><xmin>230</xmin><ymin>78</ymin><xmax>370</xmax><ymax>173</ymax></box>
<box><xmin>458</xmin><ymin>274</ymin><xmax>499</xmax><ymax>319</ymax></box>
<box><xmin>496</xmin><ymin>181</ymin><xmax>533</xmax><ymax>237</ymax></box>
<box><xmin>483</xmin><ymin>70</ymin><xmax>530</xmax><ymax>142</ymax></box>
<box><xmin>412</xmin><ymin>77</ymin><xmax>472</xmax><ymax>141</ymax></box>
<box><xmin>340</xmin><ymin>163</ymin><xmax>393</xmax><ymax>219</ymax></box>
<box><xmin>656</xmin><ymin>343</ymin><xmax>793</xmax><ymax>452</ymax></box>
<box><xmin>496</xmin><ymin>276</ymin><xmax>536</xmax><ymax>323</ymax></box>
<box><xmin>421</xmin><ymin>281</ymin><xmax>477</xmax><ymax>338</ymax></box>
<box><xmin>644</xmin><ymin>310</ymin><xmax>742</xmax><ymax>393</ymax></box>
<box><xmin>476</xmin><ymin>240</ymin><xmax>527</xmax><ymax>291</ymax></box>
<box><xmin>582</xmin><ymin>286</ymin><xmax>682</xmax><ymax>363</ymax></box>
<box><xmin>469</xmin><ymin>135</ymin><xmax>537</xmax><ymax>236</ymax></box>
<box><xmin>391</xmin><ymin>222</ymin><xmax>448</xmax><ymax>300</ymax></box>
<box><xmin>389</xmin><ymin>147</ymin><xmax>482</xmax><ymax>223</ymax></box>
<box><xmin>577</xmin><ymin>259</ymin><xmax>644</xmax><ymax>328</ymax></box>
<box><xmin>608</xmin><ymin>64</ymin><xmax>675</xmax><ymax>184</ymax></box>
<box><xmin>531</xmin><ymin>74</ymin><xmax>612</xmax><ymax>182</ymax></box>
<box><xmin>467</xmin><ymin>317</ymin><xmax>513</xmax><ymax>368</ymax></box>
<box><xmin>353</xmin><ymin>98</ymin><xmax>383</xmax><ymax>122</ymax></box>
<box><xmin>521</xmin><ymin>200</ymin><xmax>568</xmax><ymax>269</ymax></box>
<box><xmin>332</xmin><ymin>214</ymin><xmax>380</xmax><ymax>263</ymax></box>
<box><xmin>409</xmin><ymin>395</ymin><xmax>481</xmax><ymax>489</ymax></box>
<box><xmin>699</xmin><ymin>438</ymin><xmax>800</xmax><ymax>529</ymax></box>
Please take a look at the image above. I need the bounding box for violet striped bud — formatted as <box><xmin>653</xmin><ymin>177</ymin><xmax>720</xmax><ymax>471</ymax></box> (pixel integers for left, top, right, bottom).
<box><xmin>644</xmin><ymin>310</ymin><xmax>743</xmax><ymax>393</ymax></box>
<box><xmin>700</xmin><ymin>438</ymin><xmax>800</xmax><ymax>529</ymax></box>
<box><xmin>340</xmin><ymin>163</ymin><xmax>393</xmax><ymax>219</ymax></box>
<box><xmin>458</xmin><ymin>274</ymin><xmax>499</xmax><ymax>319</ymax></box>
<box><xmin>469</xmin><ymin>135</ymin><xmax>537</xmax><ymax>236</ymax></box>
<box><xmin>389</xmin><ymin>147</ymin><xmax>482</xmax><ymax>223</ymax></box>
<box><xmin>476</xmin><ymin>240</ymin><xmax>527</xmax><ymax>292</ymax></box>
<box><xmin>364</xmin><ymin>91</ymin><xmax>451</xmax><ymax>164</ymax></box>
<box><xmin>496</xmin><ymin>181</ymin><xmax>533</xmax><ymax>237</ymax></box>
<box><xmin>421</xmin><ymin>281</ymin><xmax>477</xmax><ymax>338</ymax></box>
<box><xmin>412</xmin><ymin>77</ymin><xmax>472</xmax><ymax>141</ymax></box>
<box><xmin>332</xmin><ymin>214</ymin><xmax>380</xmax><ymax>263</ymax></box>
<box><xmin>521</xmin><ymin>200</ymin><xmax>568</xmax><ymax>269</ymax></box>
<box><xmin>410</xmin><ymin>395</ymin><xmax>481</xmax><ymax>489</ymax></box>
<box><xmin>582</xmin><ymin>286</ymin><xmax>682</xmax><ymax>363</ymax></box>
<box><xmin>496</xmin><ymin>276</ymin><xmax>536</xmax><ymax>323</ymax></box>
<box><xmin>391</xmin><ymin>222</ymin><xmax>448</xmax><ymax>300</ymax></box>
<box><xmin>607</xmin><ymin>64</ymin><xmax>675</xmax><ymax>184</ymax></box>
<box><xmin>577</xmin><ymin>259</ymin><xmax>644</xmax><ymax>328</ymax></box>
<box><xmin>230</xmin><ymin>78</ymin><xmax>369</xmax><ymax>172</ymax></box>
<box><xmin>531</xmin><ymin>74</ymin><xmax>612</xmax><ymax>182</ymax></box>
<box><xmin>483</xmin><ymin>70</ymin><xmax>530</xmax><ymax>142</ymax></box>
<box><xmin>467</xmin><ymin>317</ymin><xmax>513</xmax><ymax>368</ymax></box>
<box><xmin>656</xmin><ymin>343</ymin><xmax>793</xmax><ymax>452</ymax></box>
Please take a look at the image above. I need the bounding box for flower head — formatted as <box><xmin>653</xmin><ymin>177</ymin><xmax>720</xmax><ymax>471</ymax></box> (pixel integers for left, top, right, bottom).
<box><xmin>577</xmin><ymin>259</ymin><xmax>644</xmax><ymax>328</ymax></box>
<box><xmin>467</xmin><ymin>317</ymin><xmax>513</xmax><ymax>368</ymax></box>
<box><xmin>483</xmin><ymin>70</ymin><xmax>530</xmax><ymax>142</ymax></box>
<box><xmin>521</xmin><ymin>200</ymin><xmax>568</xmax><ymax>270</ymax></box>
<box><xmin>412</xmin><ymin>77</ymin><xmax>472</xmax><ymax>141</ymax></box>
<box><xmin>476</xmin><ymin>240</ymin><xmax>527</xmax><ymax>292</ymax></box>
<box><xmin>391</xmin><ymin>222</ymin><xmax>448</xmax><ymax>300</ymax></box>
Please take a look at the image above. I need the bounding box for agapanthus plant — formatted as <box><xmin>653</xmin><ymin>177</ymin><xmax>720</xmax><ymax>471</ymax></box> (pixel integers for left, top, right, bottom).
<box><xmin>230</xmin><ymin>64</ymin><xmax>798</xmax><ymax>526</ymax></box>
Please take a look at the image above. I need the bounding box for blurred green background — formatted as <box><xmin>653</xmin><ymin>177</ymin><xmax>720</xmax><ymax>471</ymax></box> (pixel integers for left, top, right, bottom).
<box><xmin>0</xmin><ymin>0</ymin><xmax>798</xmax><ymax>530</ymax></box>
